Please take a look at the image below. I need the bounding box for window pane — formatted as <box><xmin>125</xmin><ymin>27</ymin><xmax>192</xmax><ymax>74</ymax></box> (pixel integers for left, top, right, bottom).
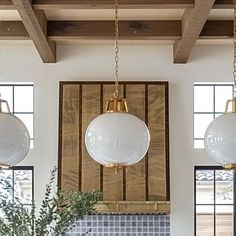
<box><xmin>0</xmin><ymin>170</ymin><xmax>13</xmax><ymax>199</ymax></box>
<box><xmin>0</xmin><ymin>86</ymin><xmax>13</xmax><ymax>112</ymax></box>
<box><xmin>194</xmin><ymin>114</ymin><xmax>214</xmax><ymax>139</ymax></box>
<box><xmin>194</xmin><ymin>86</ymin><xmax>214</xmax><ymax>112</ymax></box>
<box><xmin>215</xmin><ymin>86</ymin><xmax>233</xmax><ymax>113</ymax></box>
<box><xmin>14</xmin><ymin>170</ymin><xmax>32</xmax><ymax>204</ymax></box>
<box><xmin>215</xmin><ymin>170</ymin><xmax>233</xmax><ymax>204</ymax></box>
<box><xmin>15</xmin><ymin>114</ymin><xmax>33</xmax><ymax>138</ymax></box>
<box><xmin>196</xmin><ymin>205</ymin><xmax>214</xmax><ymax>236</ymax></box>
<box><xmin>216</xmin><ymin>205</ymin><xmax>233</xmax><ymax>236</ymax></box>
<box><xmin>196</xmin><ymin>170</ymin><xmax>214</xmax><ymax>204</ymax></box>
<box><xmin>30</xmin><ymin>140</ymin><xmax>34</xmax><ymax>149</ymax></box>
<box><xmin>194</xmin><ymin>140</ymin><xmax>204</xmax><ymax>149</ymax></box>
<box><xmin>14</xmin><ymin>86</ymin><xmax>33</xmax><ymax>112</ymax></box>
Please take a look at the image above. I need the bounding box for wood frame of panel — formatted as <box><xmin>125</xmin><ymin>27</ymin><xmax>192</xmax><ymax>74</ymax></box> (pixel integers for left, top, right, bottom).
<box><xmin>58</xmin><ymin>81</ymin><xmax>170</xmax><ymax>214</ymax></box>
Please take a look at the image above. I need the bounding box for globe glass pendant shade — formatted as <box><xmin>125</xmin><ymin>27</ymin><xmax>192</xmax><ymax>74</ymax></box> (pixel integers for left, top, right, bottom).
<box><xmin>85</xmin><ymin>112</ymin><xmax>150</xmax><ymax>166</ymax></box>
<box><xmin>0</xmin><ymin>113</ymin><xmax>30</xmax><ymax>167</ymax></box>
<box><xmin>204</xmin><ymin>112</ymin><xmax>236</xmax><ymax>166</ymax></box>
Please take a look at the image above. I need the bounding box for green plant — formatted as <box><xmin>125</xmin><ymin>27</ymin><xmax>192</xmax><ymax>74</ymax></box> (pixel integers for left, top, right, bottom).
<box><xmin>0</xmin><ymin>167</ymin><xmax>102</xmax><ymax>236</ymax></box>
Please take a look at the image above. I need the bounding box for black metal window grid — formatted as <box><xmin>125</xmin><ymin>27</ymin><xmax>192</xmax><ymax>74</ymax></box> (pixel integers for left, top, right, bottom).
<box><xmin>194</xmin><ymin>166</ymin><xmax>235</xmax><ymax>236</ymax></box>
<box><xmin>0</xmin><ymin>83</ymin><xmax>34</xmax><ymax>148</ymax></box>
<box><xmin>194</xmin><ymin>84</ymin><xmax>234</xmax><ymax>149</ymax></box>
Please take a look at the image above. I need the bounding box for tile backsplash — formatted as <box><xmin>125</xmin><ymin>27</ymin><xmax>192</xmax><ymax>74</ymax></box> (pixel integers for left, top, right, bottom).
<box><xmin>67</xmin><ymin>215</ymin><xmax>170</xmax><ymax>236</ymax></box>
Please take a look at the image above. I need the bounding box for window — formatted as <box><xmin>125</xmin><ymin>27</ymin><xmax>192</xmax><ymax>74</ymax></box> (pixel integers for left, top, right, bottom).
<box><xmin>194</xmin><ymin>166</ymin><xmax>234</xmax><ymax>236</ymax></box>
<box><xmin>194</xmin><ymin>83</ymin><xmax>234</xmax><ymax>148</ymax></box>
<box><xmin>0</xmin><ymin>83</ymin><xmax>34</xmax><ymax>148</ymax></box>
<box><xmin>0</xmin><ymin>166</ymin><xmax>33</xmax><ymax>205</ymax></box>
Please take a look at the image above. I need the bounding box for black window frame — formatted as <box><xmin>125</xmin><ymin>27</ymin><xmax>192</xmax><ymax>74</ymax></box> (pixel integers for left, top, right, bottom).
<box><xmin>0</xmin><ymin>166</ymin><xmax>34</xmax><ymax>204</ymax></box>
<box><xmin>194</xmin><ymin>166</ymin><xmax>236</xmax><ymax>236</ymax></box>
<box><xmin>0</xmin><ymin>83</ymin><xmax>34</xmax><ymax>147</ymax></box>
<box><xmin>193</xmin><ymin>83</ymin><xmax>234</xmax><ymax>148</ymax></box>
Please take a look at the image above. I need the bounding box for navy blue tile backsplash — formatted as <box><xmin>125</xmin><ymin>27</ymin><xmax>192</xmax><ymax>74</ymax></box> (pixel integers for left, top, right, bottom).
<box><xmin>67</xmin><ymin>215</ymin><xmax>170</xmax><ymax>236</ymax></box>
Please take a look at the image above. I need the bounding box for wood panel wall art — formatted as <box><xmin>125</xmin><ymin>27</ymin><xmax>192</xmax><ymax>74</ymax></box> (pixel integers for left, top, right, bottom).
<box><xmin>58</xmin><ymin>81</ymin><xmax>170</xmax><ymax>214</ymax></box>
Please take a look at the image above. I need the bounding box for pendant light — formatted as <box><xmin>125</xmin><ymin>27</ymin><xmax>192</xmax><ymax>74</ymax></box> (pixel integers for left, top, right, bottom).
<box><xmin>84</xmin><ymin>0</ymin><xmax>150</xmax><ymax>172</ymax></box>
<box><xmin>0</xmin><ymin>97</ymin><xmax>30</xmax><ymax>168</ymax></box>
<box><xmin>204</xmin><ymin>0</ymin><xmax>236</xmax><ymax>169</ymax></box>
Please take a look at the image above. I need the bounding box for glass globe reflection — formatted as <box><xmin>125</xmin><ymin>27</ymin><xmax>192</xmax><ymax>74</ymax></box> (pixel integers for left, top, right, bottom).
<box><xmin>85</xmin><ymin>112</ymin><xmax>150</xmax><ymax>166</ymax></box>
<box><xmin>0</xmin><ymin>113</ymin><xmax>30</xmax><ymax>167</ymax></box>
<box><xmin>204</xmin><ymin>113</ymin><xmax>236</xmax><ymax>166</ymax></box>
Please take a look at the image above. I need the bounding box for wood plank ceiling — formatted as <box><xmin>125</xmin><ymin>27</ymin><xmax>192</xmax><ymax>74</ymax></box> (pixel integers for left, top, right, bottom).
<box><xmin>0</xmin><ymin>0</ymin><xmax>234</xmax><ymax>63</ymax></box>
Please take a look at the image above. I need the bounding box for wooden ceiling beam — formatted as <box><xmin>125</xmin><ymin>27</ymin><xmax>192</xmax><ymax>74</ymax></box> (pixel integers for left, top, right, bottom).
<box><xmin>213</xmin><ymin>0</ymin><xmax>233</xmax><ymax>9</ymax></box>
<box><xmin>0</xmin><ymin>0</ymin><xmax>15</xmax><ymax>9</ymax></box>
<box><xmin>11</xmin><ymin>0</ymin><xmax>56</xmax><ymax>63</ymax></box>
<box><xmin>0</xmin><ymin>0</ymin><xmax>233</xmax><ymax>10</ymax></box>
<box><xmin>173</xmin><ymin>0</ymin><xmax>216</xmax><ymax>64</ymax></box>
<box><xmin>32</xmin><ymin>0</ymin><xmax>194</xmax><ymax>9</ymax></box>
<box><xmin>0</xmin><ymin>20</ymin><xmax>233</xmax><ymax>40</ymax></box>
<box><xmin>47</xmin><ymin>20</ymin><xmax>182</xmax><ymax>40</ymax></box>
<box><xmin>0</xmin><ymin>21</ymin><xmax>29</xmax><ymax>39</ymax></box>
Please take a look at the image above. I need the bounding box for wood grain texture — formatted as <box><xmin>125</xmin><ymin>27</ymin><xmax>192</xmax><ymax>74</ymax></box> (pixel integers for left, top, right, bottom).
<box><xmin>0</xmin><ymin>21</ymin><xmax>29</xmax><ymax>40</ymax></box>
<box><xmin>148</xmin><ymin>85</ymin><xmax>166</xmax><ymax>201</ymax></box>
<box><xmin>33</xmin><ymin>0</ymin><xmax>194</xmax><ymax>9</ymax></box>
<box><xmin>0</xmin><ymin>0</ymin><xmax>14</xmax><ymax>9</ymax></box>
<box><xmin>59</xmin><ymin>81</ymin><xmax>169</xmax><ymax>213</ymax></box>
<box><xmin>81</xmin><ymin>84</ymin><xmax>101</xmax><ymax>192</ymax></box>
<box><xmin>48</xmin><ymin>20</ymin><xmax>181</xmax><ymax>40</ymax></box>
<box><xmin>125</xmin><ymin>85</ymin><xmax>146</xmax><ymax>201</ymax></box>
<box><xmin>0</xmin><ymin>20</ymin><xmax>234</xmax><ymax>40</ymax></box>
<box><xmin>12</xmin><ymin>0</ymin><xmax>56</xmax><ymax>63</ymax></box>
<box><xmin>173</xmin><ymin>0</ymin><xmax>216</xmax><ymax>63</ymax></box>
<box><xmin>102</xmin><ymin>84</ymin><xmax>124</xmax><ymax>201</ymax></box>
<box><xmin>213</xmin><ymin>0</ymin><xmax>233</xmax><ymax>9</ymax></box>
<box><xmin>1</xmin><ymin>0</ymin><xmax>233</xmax><ymax>9</ymax></box>
<box><xmin>200</xmin><ymin>20</ymin><xmax>233</xmax><ymax>38</ymax></box>
<box><xmin>61</xmin><ymin>85</ymin><xmax>80</xmax><ymax>190</ymax></box>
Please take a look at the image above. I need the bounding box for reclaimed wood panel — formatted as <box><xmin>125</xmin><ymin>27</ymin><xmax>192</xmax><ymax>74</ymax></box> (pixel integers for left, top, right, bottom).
<box><xmin>102</xmin><ymin>84</ymin><xmax>124</xmax><ymax>201</ymax></box>
<box><xmin>148</xmin><ymin>85</ymin><xmax>166</xmax><ymax>200</ymax></box>
<box><xmin>59</xmin><ymin>81</ymin><xmax>169</xmax><ymax>213</ymax></box>
<box><xmin>125</xmin><ymin>84</ymin><xmax>146</xmax><ymax>201</ymax></box>
<box><xmin>60</xmin><ymin>85</ymin><xmax>80</xmax><ymax>190</ymax></box>
<box><xmin>81</xmin><ymin>84</ymin><xmax>101</xmax><ymax>191</ymax></box>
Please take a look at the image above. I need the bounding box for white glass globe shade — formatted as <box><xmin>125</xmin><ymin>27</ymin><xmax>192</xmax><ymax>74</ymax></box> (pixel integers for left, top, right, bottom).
<box><xmin>85</xmin><ymin>112</ymin><xmax>150</xmax><ymax>166</ymax></box>
<box><xmin>204</xmin><ymin>113</ymin><xmax>236</xmax><ymax>165</ymax></box>
<box><xmin>0</xmin><ymin>113</ymin><xmax>30</xmax><ymax>167</ymax></box>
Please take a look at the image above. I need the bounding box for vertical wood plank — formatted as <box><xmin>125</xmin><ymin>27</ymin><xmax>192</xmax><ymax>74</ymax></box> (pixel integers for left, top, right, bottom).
<box><xmin>81</xmin><ymin>84</ymin><xmax>101</xmax><ymax>191</ymax></box>
<box><xmin>102</xmin><ymin>84</ymin><xmax>124</xmax><ymax>201</ymax></box>
<box><xmin>148</xmin><ymin>85</ymin><xmax>166</xmax><ymax>200</ymax></box>
<box><xmin>125</xmin><ymin>84</ymin><xmax>146</xmax><ymax>201</ymax></box>
<box><xmin>61</xmin><ymin>85</ymin><xmax>80</xmax><ymax>190</ymax></box>
<box><xmin>59</xmin><ymin>82</ymin><xmax>169</xmax><ymax>206</ymax></box>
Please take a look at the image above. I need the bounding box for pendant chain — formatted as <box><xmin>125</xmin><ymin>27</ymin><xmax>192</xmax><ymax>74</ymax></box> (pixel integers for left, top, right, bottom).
<box><xmin>114</xmin><ymin>0</ymin><xmax>119</xmax><ymax>97</ymax></box>
<box><xmin>234</xmin><ymin>0</ymin><xmax>236</xmax><ymax>96</ymax></box>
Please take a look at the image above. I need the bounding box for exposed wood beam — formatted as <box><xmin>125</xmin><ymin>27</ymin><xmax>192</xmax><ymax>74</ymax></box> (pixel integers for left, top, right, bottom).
<box><xmin>213</xmin><ymin>0</ymin><xmax>233</xmax><ymax>9</ymax></box>
<box><xmin>0</xmin><ymin>0</ymin><xmax>233</xmax><ymax>10</ymax></box>
<box><xmin>32</xmin><ymin>0</ymin><xmax>194</xmax><ymax>9</ymax></box>
<box><xmin>31</xmin><ymin>0</ymin><xmax>236</xmax><ymax>9</ymax></box>
<box><xmin>48</xmin><ymin>20</ymin><xmax>181</xmax><ymax>40</ymax></box>
<box><xmin>200</xmin><ymin>20</ymin><xmax>233</xmax><ymax>38</ymax></box>
<box><xmin>0</xmin><ymin>21</ymin><xmax>29</xmax><ymax>39</ymax></box>
<box><xmin>173</xmin><ymin>0</ymin><xmax>216</xmax><ymax>64</ymax></box>
<box><xmin>0</xmin><ymin>0</ymin><xmax>15</xmax><ymax>9</ymax></box>
<box><xmin>0</xmin><ymin>20</ymin><xmax>233</xmax><ymax>40</ymax></box>
<box><xmin>11</xmin><ymin>0</ymin><xmax>56</xmax><ymax>63</ymax></box>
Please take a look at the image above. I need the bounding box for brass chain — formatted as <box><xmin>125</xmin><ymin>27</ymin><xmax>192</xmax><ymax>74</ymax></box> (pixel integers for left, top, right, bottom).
<box><xmin>114</xmin><ymin>0</ymin><xmax>119</xmax><ymax>97</ymax></box>
<box><xmin>234</xmin><ymin>0</ymin><xmax>236</xmax><ymax>96</ymax></box>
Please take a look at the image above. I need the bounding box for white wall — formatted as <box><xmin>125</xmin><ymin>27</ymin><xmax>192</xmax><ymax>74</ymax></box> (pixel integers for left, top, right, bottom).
<box><xmin>0</xmin><ymin>43</ymin><xmax>233</xmax><ymax>236</ymax></box>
